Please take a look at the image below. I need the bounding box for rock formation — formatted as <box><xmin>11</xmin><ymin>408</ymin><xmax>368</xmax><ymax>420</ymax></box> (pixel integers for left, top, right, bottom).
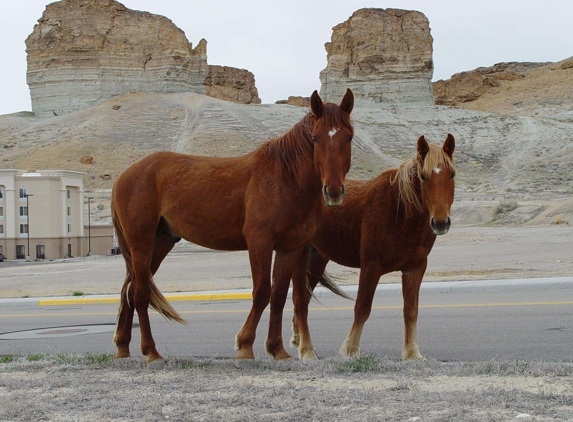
<box><xmin>433</xmin><ymin>62</ymin><xmax>548</xmax><ymax>105</ymax></box>
<box><xmin>204</xmin><ymin>66</ymin><xmax>261</xmax><ymax>104</ymax></box>
<box><xmin>319</xmin><ymin>8</ymin><xmax>434</xmax><ymax>105</ymax></box>
<box><xmin>25</xmin><ymin>0</ymin><xmax>259</xmax><ymax>117</ymax></box>
<box><xmin>433</xmin><ymin>58</ymin><xmax>573</xmax><ymax>117</ymax></box>
<box><xmin>275</xmin><ymin>96</ymin><xmax>310</xmax><ymax>107</ymax></box>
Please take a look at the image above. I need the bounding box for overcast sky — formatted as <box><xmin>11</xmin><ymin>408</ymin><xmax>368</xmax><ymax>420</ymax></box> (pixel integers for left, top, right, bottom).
<box><xmin>1</xmin><ymin>0</ymin><xmax>572</xmax><ymax>115</ymax></box>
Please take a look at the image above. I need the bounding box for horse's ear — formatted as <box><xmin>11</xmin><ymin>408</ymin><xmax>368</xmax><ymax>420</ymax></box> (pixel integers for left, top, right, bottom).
<box><xmin>310</xmin><ymin>90</ymin><xmax>324</xmax><ymax>118</ymax></box>
<box><xmin>340</xmin><ymin>88</ymin><xmax>354</xmax><ymax>115</ymax></box>
<box><xmin>443</xmin><ymin>133</ymin><xmax>455</xmax><ymax>157</ymax></box>
<box><xmin>417</xmin><ymin>135</ymin><xmax>430</xmax><ymax>161</ymax></box>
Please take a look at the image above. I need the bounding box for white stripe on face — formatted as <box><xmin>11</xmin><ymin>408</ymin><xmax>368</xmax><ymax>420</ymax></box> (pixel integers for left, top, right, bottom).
<box><xmin>433</xmin><ymin>167</ymin><xmax>441</xmax><ymax>174</ymax></box>
<box><xmin>328</xmin><ymin>128</ymin><xmax>338</xmax><ymax>139</ymax></box>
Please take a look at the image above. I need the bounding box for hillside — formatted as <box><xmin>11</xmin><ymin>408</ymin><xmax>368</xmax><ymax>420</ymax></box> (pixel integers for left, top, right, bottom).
<box><xmin>1</xmin><ymin>88</ymin><xmax>573</xmax><ymax>227</ymax></box>
<box><xmin>433</xmin><ymin>57</ymin><xmax>573</xmax><ymax>119</ymax></box>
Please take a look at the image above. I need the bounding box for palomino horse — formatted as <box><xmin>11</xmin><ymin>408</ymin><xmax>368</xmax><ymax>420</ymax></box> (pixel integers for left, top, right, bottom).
<box><xmin>291</xmin><ymin>134</ymin><xmax>455</xmax><ymax>360</ymax></box>
<box><xmin>112</xmin><ymin>89</ymin><xmax>354</xmax><ymax>368</ymax></box>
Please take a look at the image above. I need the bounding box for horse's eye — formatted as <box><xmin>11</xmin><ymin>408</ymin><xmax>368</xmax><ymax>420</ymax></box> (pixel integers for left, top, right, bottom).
<box><xmin>420</xmin><ymin>174</ymin><xmax>427</xmax><ymax>181</ymax></box>
<box><xmin>348</xmin><ymin>135</ymin><xmax>353</xmax><ymax>142</ymax></box>
<box><xmin>312</xmin><ymin>136</ymin><xmax>318</xmax><ymax>143</ymax></box>
<box><xmin>451</xmin><ymin>172</ymin><xmax>456</xmax><ymax>179</ymax></box>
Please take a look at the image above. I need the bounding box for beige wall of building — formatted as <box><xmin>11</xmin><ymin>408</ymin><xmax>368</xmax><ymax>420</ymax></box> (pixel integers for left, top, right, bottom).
<box><xmin>0</xmin><ymin>169</ymin><xmax>114</xmax><ymax>260</ymax></box>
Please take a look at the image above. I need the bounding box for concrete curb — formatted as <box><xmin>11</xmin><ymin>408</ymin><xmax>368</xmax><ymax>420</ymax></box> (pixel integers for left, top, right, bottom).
<box><xmin>37</xmin><ymin>292</ymin><xmax>253</xmax><ymax>306</ymax></box>
<box><xmin>2</xmin><ymin>277</ymin><xmax>571</xmax><ymax>307</ymax></box>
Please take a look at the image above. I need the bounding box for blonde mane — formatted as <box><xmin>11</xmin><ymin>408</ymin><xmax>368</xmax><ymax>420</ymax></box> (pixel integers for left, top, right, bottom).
<box><xmin>389</xmin><ymin>143</ymin><xmax>456</xmax><ymax>213</ymax></box>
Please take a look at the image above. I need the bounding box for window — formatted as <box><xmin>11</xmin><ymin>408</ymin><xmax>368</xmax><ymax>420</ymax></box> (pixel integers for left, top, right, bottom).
<box><xmin>67</xmin><ymin>189</ymin><xmax>71</xmax><ymax>201</ymax></box>
<box><xmin>0</xmin><ymin>225</ymin><xmax>4</xmax><ymax>235</ymax></box>
<box><xmin>0</xmin><ymin>207</ymin><xmax>3</xmax><ymax>218</ymax></box>
<box><xmin>67</xmin><ymin>207</ymin><xmax>71</xmax><ymax>219</ymax></box>
<box><xmin>19</xmin><ymin>206</ymin><xmax>28</xmax><ymax>217</ymax></box>
<box><xmin>67</xmin><ymin>224</ymin><xmax>71</xmax><ymax>234</ymax></box>
<box><xmin>20</xmin><ymin>224</ymin><xmax>29</xmax><ymax>234</ymax></box>
<box><xmin>19</xmin><ymin>188</ymin><xmax>27</xmax><ymax>200</ymax></box>
<box><xmin>16</xmin><ymin>245</ymin><xmax>25</xmax><ymax>259</ymax></box>
<box><xmin>0</xmin><ymin>188</ymin><xmax>3</xmax><ymax>201</ymax></box>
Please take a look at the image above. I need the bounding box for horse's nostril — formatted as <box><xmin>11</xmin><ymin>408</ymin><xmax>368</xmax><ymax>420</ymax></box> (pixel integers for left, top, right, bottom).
<box><xmin>430</xmin><ymin>217</ymin><xmax>436</xmax><ymax>229</ymax></box>
<box><xmin>446</xmin><ymin>217</ymin><xmax>451</xmax><ymax>229</ymax></box>
<box><xmin>323</xmin><ymin>185</ymin><xmax>330</xmax><ymax>199</ymax></box>
<box><xmin>340</xmin><ymin>184</ymin><xmax>346</xmax><ymax>197</ymax></box>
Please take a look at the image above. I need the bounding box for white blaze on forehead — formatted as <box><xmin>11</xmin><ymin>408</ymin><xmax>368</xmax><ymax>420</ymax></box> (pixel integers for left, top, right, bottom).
<box><xmin>433</xmin><ymin>167</ymin><xmax>441</xmax><ymax>174</ymax></box>
<box><xmin>328</xmin><ymin>128</ymin><xmax>338</xmax><ymax>139</ymax></box>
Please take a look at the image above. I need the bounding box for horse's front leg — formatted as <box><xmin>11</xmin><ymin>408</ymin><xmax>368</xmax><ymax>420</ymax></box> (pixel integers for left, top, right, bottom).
<box><xmin>340</xmin><ymin>263</ymin><xmax>381</xmax><ymax>357</ymax></box>
<box><xmin>401</xmin><ymin>262</ymin><xmax>427</xmax><ymax>360</ymax></box>
<box><xmin>234</xmin><ymin>243</ymin><xmax>273</xmax><ymax>368</ymax></box>
<box><xmin>265</xmin><ymin>245</ymin><xmax>307</xmax><ymax>360</ymax></box>
<box><xmin>292</xmin><ymin>247</ymin><xmax>329</xmax><ymax>360</ymax></box>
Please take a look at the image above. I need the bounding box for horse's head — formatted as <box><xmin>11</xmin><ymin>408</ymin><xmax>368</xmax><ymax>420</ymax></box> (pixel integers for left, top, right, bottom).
<box><xmin>310</xmin><ymin>89</ymin><xmax>354</xmax><ymax>207</ymax></box>
<box><xmin>416</xmin><ymin>134</ymin><xmax>456</xmax><ymax>235</ymax></box>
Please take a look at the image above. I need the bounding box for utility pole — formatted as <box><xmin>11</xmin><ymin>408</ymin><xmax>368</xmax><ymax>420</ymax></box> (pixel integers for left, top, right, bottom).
<box><xmin>87</xmin><ymin>197</ymin><xmax>92</xmax><ymax>256</ymax></box>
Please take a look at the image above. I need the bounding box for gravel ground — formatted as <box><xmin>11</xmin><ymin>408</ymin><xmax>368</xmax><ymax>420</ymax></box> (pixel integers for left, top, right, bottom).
<box><xmin>0</xmin><ymin>355</ymin><xmax>571</xmax><ymax>421</ymax></box>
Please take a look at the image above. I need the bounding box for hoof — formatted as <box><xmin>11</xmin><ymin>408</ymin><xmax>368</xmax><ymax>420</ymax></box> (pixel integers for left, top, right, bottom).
<box><xmin>234</xmin><ymin>359</ymin><xmax>258</xmax><ymax>369</ymax></box>
<box><xmin>340</xmin><ymin>345</ymin><xmax>360</xmax><ymax>358</ymax></box>
<box><xmin>300</xmin><ymin>349</ymin><xmax>318</xmax><ymax>361</ymax></box>
<box><xmin>146</xmin><ymin>358</ymin><xmax>166</xmax><ymax>370</ymax></box>
<box><xmin>402</xmin><ymin>347</ymin><xmax>424</xmax><ymax>360</ymax></box>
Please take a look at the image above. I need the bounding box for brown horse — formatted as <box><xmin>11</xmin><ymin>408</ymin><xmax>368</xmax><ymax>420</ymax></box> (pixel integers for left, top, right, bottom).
<box><xmin>291</xmin><ymin>134</ymin><xmax>456</xmax><ymax>360</ymax></box>
<box><xmin>112</xmin><ymin>89</ymin><xmax>354</xmax><ymax>368</ymax></box>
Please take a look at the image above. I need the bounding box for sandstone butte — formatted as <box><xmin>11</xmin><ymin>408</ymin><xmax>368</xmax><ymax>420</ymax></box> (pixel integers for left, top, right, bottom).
<box><xmin>25</xmin><ymin>0</ymin><xmax>260</xmax><ymax>118</ymax></box>
<box><xmin>319</xmin><ymin>8</ymin><xmax>434</xmax><ymax>106</ymax></box>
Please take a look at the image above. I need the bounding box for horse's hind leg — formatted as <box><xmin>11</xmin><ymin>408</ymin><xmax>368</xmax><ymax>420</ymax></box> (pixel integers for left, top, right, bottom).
<box><xmin>131</xmin><ymin>247</ymin><xmax>166</xmax><ymax>367</ymax></box>
<box><xmin>265</xmin><ymin>245</ymin><xmax>307</xmax><ymax>360</ymax></box>
<box><xmin>113</xmin><ymin>235</ymin><xmax>174</xmax><ymax>361</ymax></box>
<box><xmin>401</xmin><ymin>263</ymin><xmax>426</xmax><ymax>360</ymax></box>
<box><xmin>114</xmin><ymin>274</ymin><xmax>135</xmax><ymax>358</ymax></box>
<box><xmin>291</xmin><ymin>247</ymin><xmax>328</xmax><ymax>360</ymax></box>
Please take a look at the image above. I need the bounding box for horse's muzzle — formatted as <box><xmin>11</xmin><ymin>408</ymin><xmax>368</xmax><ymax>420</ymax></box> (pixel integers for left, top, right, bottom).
<box><xmin>431</xmin><ymin>216</ymin><xmax>451</xmax><ymax>235</ymax></box>
<box><xmin>323</xmin><ymin>184</ymin><xmax>345</xmax><ymax>207</ymax></box>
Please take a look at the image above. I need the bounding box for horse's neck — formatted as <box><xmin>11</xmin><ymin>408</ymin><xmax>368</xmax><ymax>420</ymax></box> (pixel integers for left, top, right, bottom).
<box><xmin>266</xmin><ymin>118</ymin><xmax>317</xmax><ymax>186</ymax></box>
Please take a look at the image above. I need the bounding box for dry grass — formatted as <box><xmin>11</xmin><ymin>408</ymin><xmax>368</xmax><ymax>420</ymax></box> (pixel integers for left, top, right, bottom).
<box><xmin>1</xmin><ymin>354</ymin><xmax>571</xmax><ymax>421</ymax></box>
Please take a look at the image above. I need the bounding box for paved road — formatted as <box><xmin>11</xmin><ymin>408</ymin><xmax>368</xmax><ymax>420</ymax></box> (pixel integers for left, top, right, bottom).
<box><xmin>0</xmin><ymin>278</ymin><xmax>571</xmax><ymax>361</ymax></box>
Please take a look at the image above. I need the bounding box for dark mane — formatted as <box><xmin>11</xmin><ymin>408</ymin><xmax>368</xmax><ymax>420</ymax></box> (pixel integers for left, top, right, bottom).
<box><xmin>259</xmin><ymin>103</ymin><xmax>354</xmax><ymax>182</ymax></box>
<box><xmin>259</xmin><ymin>113</ymin><xmax>314</xmax><ymax>181</ymax></box>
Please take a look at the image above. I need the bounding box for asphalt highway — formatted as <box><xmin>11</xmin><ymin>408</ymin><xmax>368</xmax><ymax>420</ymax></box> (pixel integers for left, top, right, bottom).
<box><xmin>0</xmin><ymin>278</ymin><xmax>571</xmax><ymax>362</ymax></box>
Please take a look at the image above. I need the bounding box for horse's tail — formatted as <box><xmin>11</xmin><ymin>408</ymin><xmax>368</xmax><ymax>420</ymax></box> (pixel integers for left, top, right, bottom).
<box><xmin>315</xmin><ymin>270</ymin><xmax>354</xmax><ymax>301</ymax></box>
<box><xmin>112</xmin><ymin>199</ymin><xmax>187</xmax><ymax>328</ymax></box>
<box><xmin>148</xmin><ymin>281</ymin><xmax>187</xmax><ymax>324</ymax></box>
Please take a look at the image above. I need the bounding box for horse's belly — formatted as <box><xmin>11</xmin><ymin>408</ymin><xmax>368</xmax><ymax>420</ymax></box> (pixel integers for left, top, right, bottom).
<box><xmin>313</xmin><ymin>239</ymin><xmax>361</xmax><ymax>268</ymax></box>
<box><xmin>170</xmin><ymin>219</ymin><xmax>248</xmax><ymax>251</ymax></box>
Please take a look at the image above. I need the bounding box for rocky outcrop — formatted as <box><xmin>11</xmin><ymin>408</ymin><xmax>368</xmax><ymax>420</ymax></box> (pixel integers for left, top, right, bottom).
<box><xmin>275</xmin><ymin>96</ymin><xmax>310</xmax><ymax>107</ymax></box>
<box><xmin>433</xmin><ymin>62</ymin><xmax>548</xmax><ymax>106</ymax></box>
<box><xmin>25</xmin><ymin>0</ymin><xmax>259</xmax><ymax>117</ymax></box>
<box><xmin>204</xmin><ymin>66</ymin><xmax>261</xmax><ymax>104</ymax></box>
<box><xmin>319</xmin><ymin>8</ymin><xmax>434</xmax><ymax>105</ymax></box>
<box><xmin>433</xmin><ymin>59</ymin><xmax>573</xmax><ymax>117</ymax></box>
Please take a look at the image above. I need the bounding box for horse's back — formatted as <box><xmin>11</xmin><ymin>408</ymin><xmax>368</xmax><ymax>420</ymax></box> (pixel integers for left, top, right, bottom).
<box><xmin>112</xmin><ymin>151</ymin><xmax>255</xmax><ymax>250</ymax></box>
